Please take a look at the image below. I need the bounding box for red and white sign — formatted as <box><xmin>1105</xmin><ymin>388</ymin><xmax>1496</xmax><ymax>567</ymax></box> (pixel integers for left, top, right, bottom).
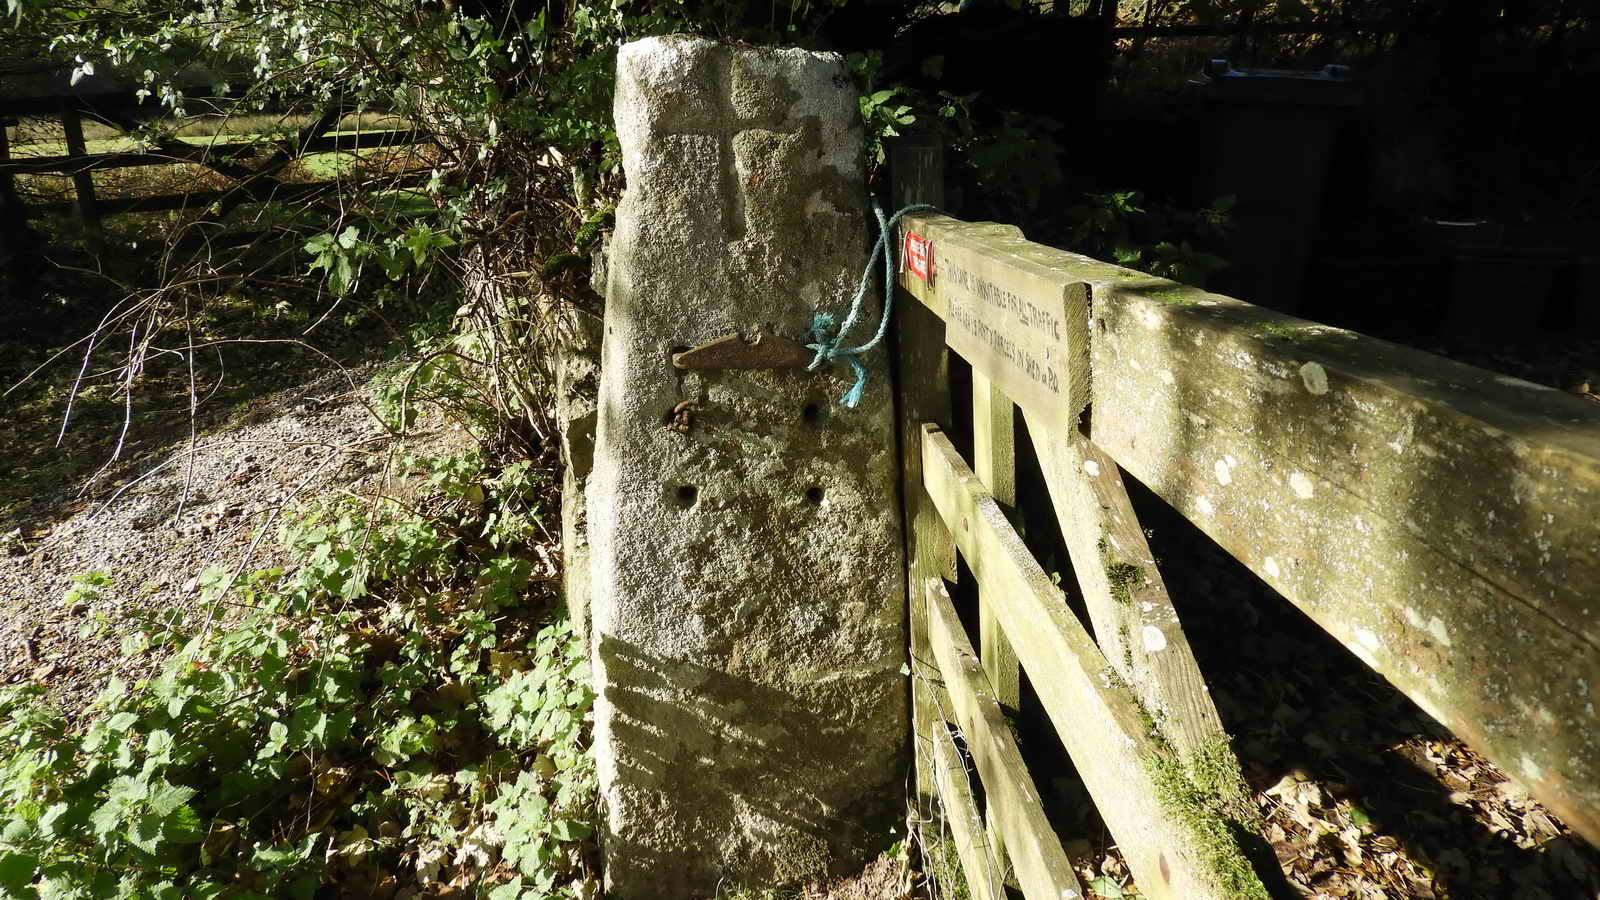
<box><xmin>903</xmin><ymin>232</ymin><xmax>932</xmax><ymax>282</ymax></box>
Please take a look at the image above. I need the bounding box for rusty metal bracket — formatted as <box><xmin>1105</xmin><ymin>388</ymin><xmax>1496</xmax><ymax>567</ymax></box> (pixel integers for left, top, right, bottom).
<box><xmin>672</xmin><ymin>330</ymin><xmax>815</xmax><ymax>371</ymax></box>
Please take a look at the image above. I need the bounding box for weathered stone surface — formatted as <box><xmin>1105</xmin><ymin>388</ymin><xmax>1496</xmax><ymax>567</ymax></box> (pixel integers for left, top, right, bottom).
<box><xmin>557</xmin><ymin>305</ymin><xmax>603</xmax><ymax>644</ymax></box>
<box><xmin>589</xmin><ymin>36</ymin><xmax>907</xmax><ymax>897</ymax></box>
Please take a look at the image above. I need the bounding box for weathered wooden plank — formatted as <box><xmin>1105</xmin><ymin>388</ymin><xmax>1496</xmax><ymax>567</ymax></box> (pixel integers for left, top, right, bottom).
<box><xmin>924</xmin><ymin>575</ymin><xmax>1085</xmax><ymax>900</ymax></box>
<box><xmin>922</xmin><ymin>423</ymin><xmax>1270</xmax><ymax>900</ymax></box>
<box><xmin>888</xmin><ymin>136</ymin><xmax>956</xmax><ymax>824</ymax></box>
<box><xmin>35</xmin><ymin>173</ymin><xmax>430</xmax><ymax>218</ymax></box>
<box><xmin>1082</xmin><ymin>284</ymin><xmax>1600</xmax><ymax>843</ymax></box>
<box><xmin>971</xmin><ymin>371</ymin><xmax>1021</xmax><ymax>880</ymax></box>
<box><xmin>930</xmin><ymin>691</ymin><xmax>1007</xmax><ymax>900</ymax></box>
<box><xmin>896</xmin><ymin>211</ymin><xmax>1600</xmax><ymax>843</ymax></box>
<box><xmin>58</xmin><ymin>106</ymin><xmax>99</xmax><ymax>230</ymax></box>
<box><xmin>0</xmin><ymin>122</ymin><xmax>15</xmax><ymax>206</ymax></box>
<box><xmin>896</xmin><ymin>213</ymin><xmax>1092</xmax><ymax>436</ymax></box>
<box><xmin>1023</xmin><ymin>415</ymin><xmax>1230</xmax><ymax>763</ymax></box>
<box><xmin>0</xmin><ymin>123</ymin><xmax>22</xmax><ymax>279</ymax></box>
<box><xmin>0</xmin><ymin>130</ymin><xmax>421</xmax><ymax>176</ymax></box>
<box><xmin>917</xmin><ymin>607</ymin><xmax>1011</xmax><ymax>900</ymax></box>
<box><xmin>35</xmin><ymin>180</ymin><xmax>339</xmax><ymax>217</ymax></box>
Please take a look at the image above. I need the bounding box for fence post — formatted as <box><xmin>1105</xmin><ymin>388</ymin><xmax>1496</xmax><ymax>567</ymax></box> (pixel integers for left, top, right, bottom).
<box><xmin>1</xmin><ymin>119</ymin><xmax>15</xmax><ymax>290</ymax></box>
<box><xmin>59</xmin><ymin>104</ymin><xmax>100</xmax><ymax>233</ymax></box>
<box><xmin>0</xmin><ymin>118</ymin><xmax>15</xmax><ymax>204</ymax></box>
<box><xmin>0</xmin><ymin>117</ymin><xmax>39</xmax><ymax>303</ymax></box>
<box><xmin>886</xmin><ymin>133</ymin><xmax>957</xmax><ymax>842</ymax></box>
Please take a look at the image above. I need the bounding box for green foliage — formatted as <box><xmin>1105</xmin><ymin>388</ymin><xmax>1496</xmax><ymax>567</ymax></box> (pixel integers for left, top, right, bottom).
<box><xmin>3</xmin><ymin>0</ymin><xmax>709</xmax><ymax>439</ymax></box>
<box><xmin>1096</xmin><ymin>535</ymin><xmax>1145</xmax><ymax>607</ymax></box>
<box><xmin>1066</xmin><ymin>191</ymin><xmax>1234</xmax><ymax>287</ymax></box>
<box><xmin>851</xmin><ymin>53</ymin><xmax>918</xmax><ymax>169</ymax></box>
<box><xmin>305</xmin><ymin>224</ymin><xmax>460</xmax><ymax>297</ymax></box>
<box><xmin>963</xmin><ymin>112</ymin><xmax>1068</xmax><ymax>221</ymax></box>
<box><xmin>0</xmin><ymin>451</ymin><xmax>595</xmax><ymax>898</ymax></box>
<box><xmin>1086</xmin><ymin>874</ymin><xmax>1127</xmax><ymax>898</ymax></box>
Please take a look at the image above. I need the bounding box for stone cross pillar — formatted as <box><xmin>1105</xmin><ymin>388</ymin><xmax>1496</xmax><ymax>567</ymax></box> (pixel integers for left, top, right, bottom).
<box><xmin>589</xmin><ymin>36</ymin><xmax>908</xmax><ymax>897</ymax></box>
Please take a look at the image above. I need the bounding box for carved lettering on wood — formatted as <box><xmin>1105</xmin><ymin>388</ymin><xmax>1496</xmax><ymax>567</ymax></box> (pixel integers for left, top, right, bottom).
<box><xmin>897</xmin><ymin>215</ymin><xmax>1091</xmax><ymax>433</ymax></box>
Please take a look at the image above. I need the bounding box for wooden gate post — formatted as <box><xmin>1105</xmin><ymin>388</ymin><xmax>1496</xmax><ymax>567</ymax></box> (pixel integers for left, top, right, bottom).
<box><xmin>0</xmin><ymin>117</ymin><xmax>38</xmax><ymax>303</ymax></box>
<box><xmin>59</xmin><ymin>103</ymin><xmax>101</xmax><ymax>233</ymax></box>
<box><xmin>972</xmin><ymin>347</ymin><xmax>1020</xmax><ymax>886</ymax></box>
<box><xmin>0</xmin><ymin>119</ymin><xmax>15</xmax><ymax>286</ymax></box>
<box><xmin>885</xmin><ymin>133</ymin><xmax>959</xmax><ymax>842</ymax></box>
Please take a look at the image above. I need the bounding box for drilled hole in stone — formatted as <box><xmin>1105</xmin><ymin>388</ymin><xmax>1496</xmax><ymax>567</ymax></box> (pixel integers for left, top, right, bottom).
<box><xmin>804</xmin><ymin>486</ymin><xmax>825</xmax><ymax>505</ymax></box>
<box><xmin>675</xmin><ymin>485</ymin><xmax>699</xmax><ymax>508</ymax></box>
<box><xmin>802</xmin><ymin>402</ymin><xmax>824</xmax><ymax>425</ymax></box>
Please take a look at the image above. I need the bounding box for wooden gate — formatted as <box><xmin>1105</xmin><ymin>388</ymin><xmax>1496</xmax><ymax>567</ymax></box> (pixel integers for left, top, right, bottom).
<box><xmin>0</xmin><ymin>96</ymin><xmax>421</xmax><ymax>227</ymax></box>
<box><xmin>886</xmin><ymin>138</ymin><xmax>1600</xmax><ymax>899</ymax></box>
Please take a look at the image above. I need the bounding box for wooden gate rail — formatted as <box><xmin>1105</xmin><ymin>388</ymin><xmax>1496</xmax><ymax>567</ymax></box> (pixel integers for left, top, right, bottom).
<box><xmin>0</xmin><ymin>129</ymin><xmax>420</xmax><ymax>177</ymax></box>
<box><xmin>3</xmin><ymin>102</ymin><xmax>425</xmax><ymax>229</ymax></box>
<box><xmin>1020</xmin><ymin>417</ymin><xmax>1226</xmax><ymax>760</ymax></box>
<box><xmin>928</xmin><ymin>692</ymin><xmax>1007</xmax><ymax>900</ymax></box>
<box><xmin>886</xmin><ymin>169</ymin><xmax>1600</xmax><ymax>897</ymax></box>
<box><xmin>32</xmin><ymin>171</ymin><xmax>430</xmax><ymax>218</ymax></box>
<box><xmin>922</xmin><ymin>568</ymin><xmax>1085</xmax><ymax>899</ymax></box>
<box><xmin>920</xmin><ymin>423</ymin><xmax>1266</xmax><ymax>899</ymax></box>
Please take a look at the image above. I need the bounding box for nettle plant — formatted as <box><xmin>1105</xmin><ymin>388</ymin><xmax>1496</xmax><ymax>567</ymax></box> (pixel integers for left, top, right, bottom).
<box><xmin>0</xmin><ymin>453</ymin><xmax>597</xmax><ymax>899</ymax></box>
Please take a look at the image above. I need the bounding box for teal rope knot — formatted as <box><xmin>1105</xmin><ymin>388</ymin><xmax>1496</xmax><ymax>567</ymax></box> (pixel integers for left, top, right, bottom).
<box><xmin>806</xmin><ymin>200</ymin><xmax>937</xmax><ymax>407</ymax></box>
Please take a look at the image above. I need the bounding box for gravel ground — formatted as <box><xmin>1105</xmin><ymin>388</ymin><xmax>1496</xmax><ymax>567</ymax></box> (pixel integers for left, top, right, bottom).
<box><xmin>0</xmin><ymin>363</ymin><xmax>461</xmax><ymax>717</ymax></box>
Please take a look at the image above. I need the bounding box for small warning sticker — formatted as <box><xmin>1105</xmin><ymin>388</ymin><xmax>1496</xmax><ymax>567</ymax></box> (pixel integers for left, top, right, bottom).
<box><xmin>904</xmin><ymin>232</ymin><xmax>932</xmax><ymax>282</ymax></box>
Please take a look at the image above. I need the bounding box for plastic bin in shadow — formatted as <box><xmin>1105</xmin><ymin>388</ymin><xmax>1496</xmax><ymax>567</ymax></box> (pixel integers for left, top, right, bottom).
<box><xmin>1580</xmin><ymin>256</ymin><xmax>1600</xmax><ymax>337</ymax></box>
<box><xmin>1202</xmin><ymin>59</ymin><xmax>1360</xmax><ymax>314</ymax></box>
<box><xmin>1416</xmin><ymin>221</ymin><xmax>1585</xmax><ymax>339</ymax></box>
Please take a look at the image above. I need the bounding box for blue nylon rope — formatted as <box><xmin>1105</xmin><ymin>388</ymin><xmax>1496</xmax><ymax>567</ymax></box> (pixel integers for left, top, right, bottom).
<box><xmin>805</xmin><ymin>200</ymin><xmax>937</xmax><ymax>407</ymax></box>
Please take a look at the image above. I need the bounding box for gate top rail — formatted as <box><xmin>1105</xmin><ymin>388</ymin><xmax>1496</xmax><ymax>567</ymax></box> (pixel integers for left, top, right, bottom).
<box><xmin>894</xmin><ymin>211</ymin><xmax>1600</xmax><ymax>843</ymax></box>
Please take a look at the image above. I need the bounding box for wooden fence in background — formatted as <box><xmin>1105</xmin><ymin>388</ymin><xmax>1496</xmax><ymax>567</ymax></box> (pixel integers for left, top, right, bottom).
<box><xmin>887</xmin><ymin>137</ymin><xmax>1600</xmax><ymax>898</ymax></box>
<box><xmin>0</xmin><ymin>96</ymin><xmax>422</xmax><ymax>229</ymax></box>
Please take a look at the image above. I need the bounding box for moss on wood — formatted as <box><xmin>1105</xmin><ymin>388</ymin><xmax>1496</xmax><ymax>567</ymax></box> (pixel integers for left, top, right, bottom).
<box><xmin>1098</xmin><ymin>536</ymin><xmax>1144</xmax><ymax>607</ymax></box>
<box><xmin>1140</xmin><ymin>730</ymin><xmax>1268</xmax><ymax>900</ymax></box>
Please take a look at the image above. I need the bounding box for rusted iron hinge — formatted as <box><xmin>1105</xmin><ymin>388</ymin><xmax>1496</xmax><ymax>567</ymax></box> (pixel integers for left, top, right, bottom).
<box><xmin>671</xmin><ymin>331</ymin><xmax>814</xmax><ymax>371</ymax></box>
